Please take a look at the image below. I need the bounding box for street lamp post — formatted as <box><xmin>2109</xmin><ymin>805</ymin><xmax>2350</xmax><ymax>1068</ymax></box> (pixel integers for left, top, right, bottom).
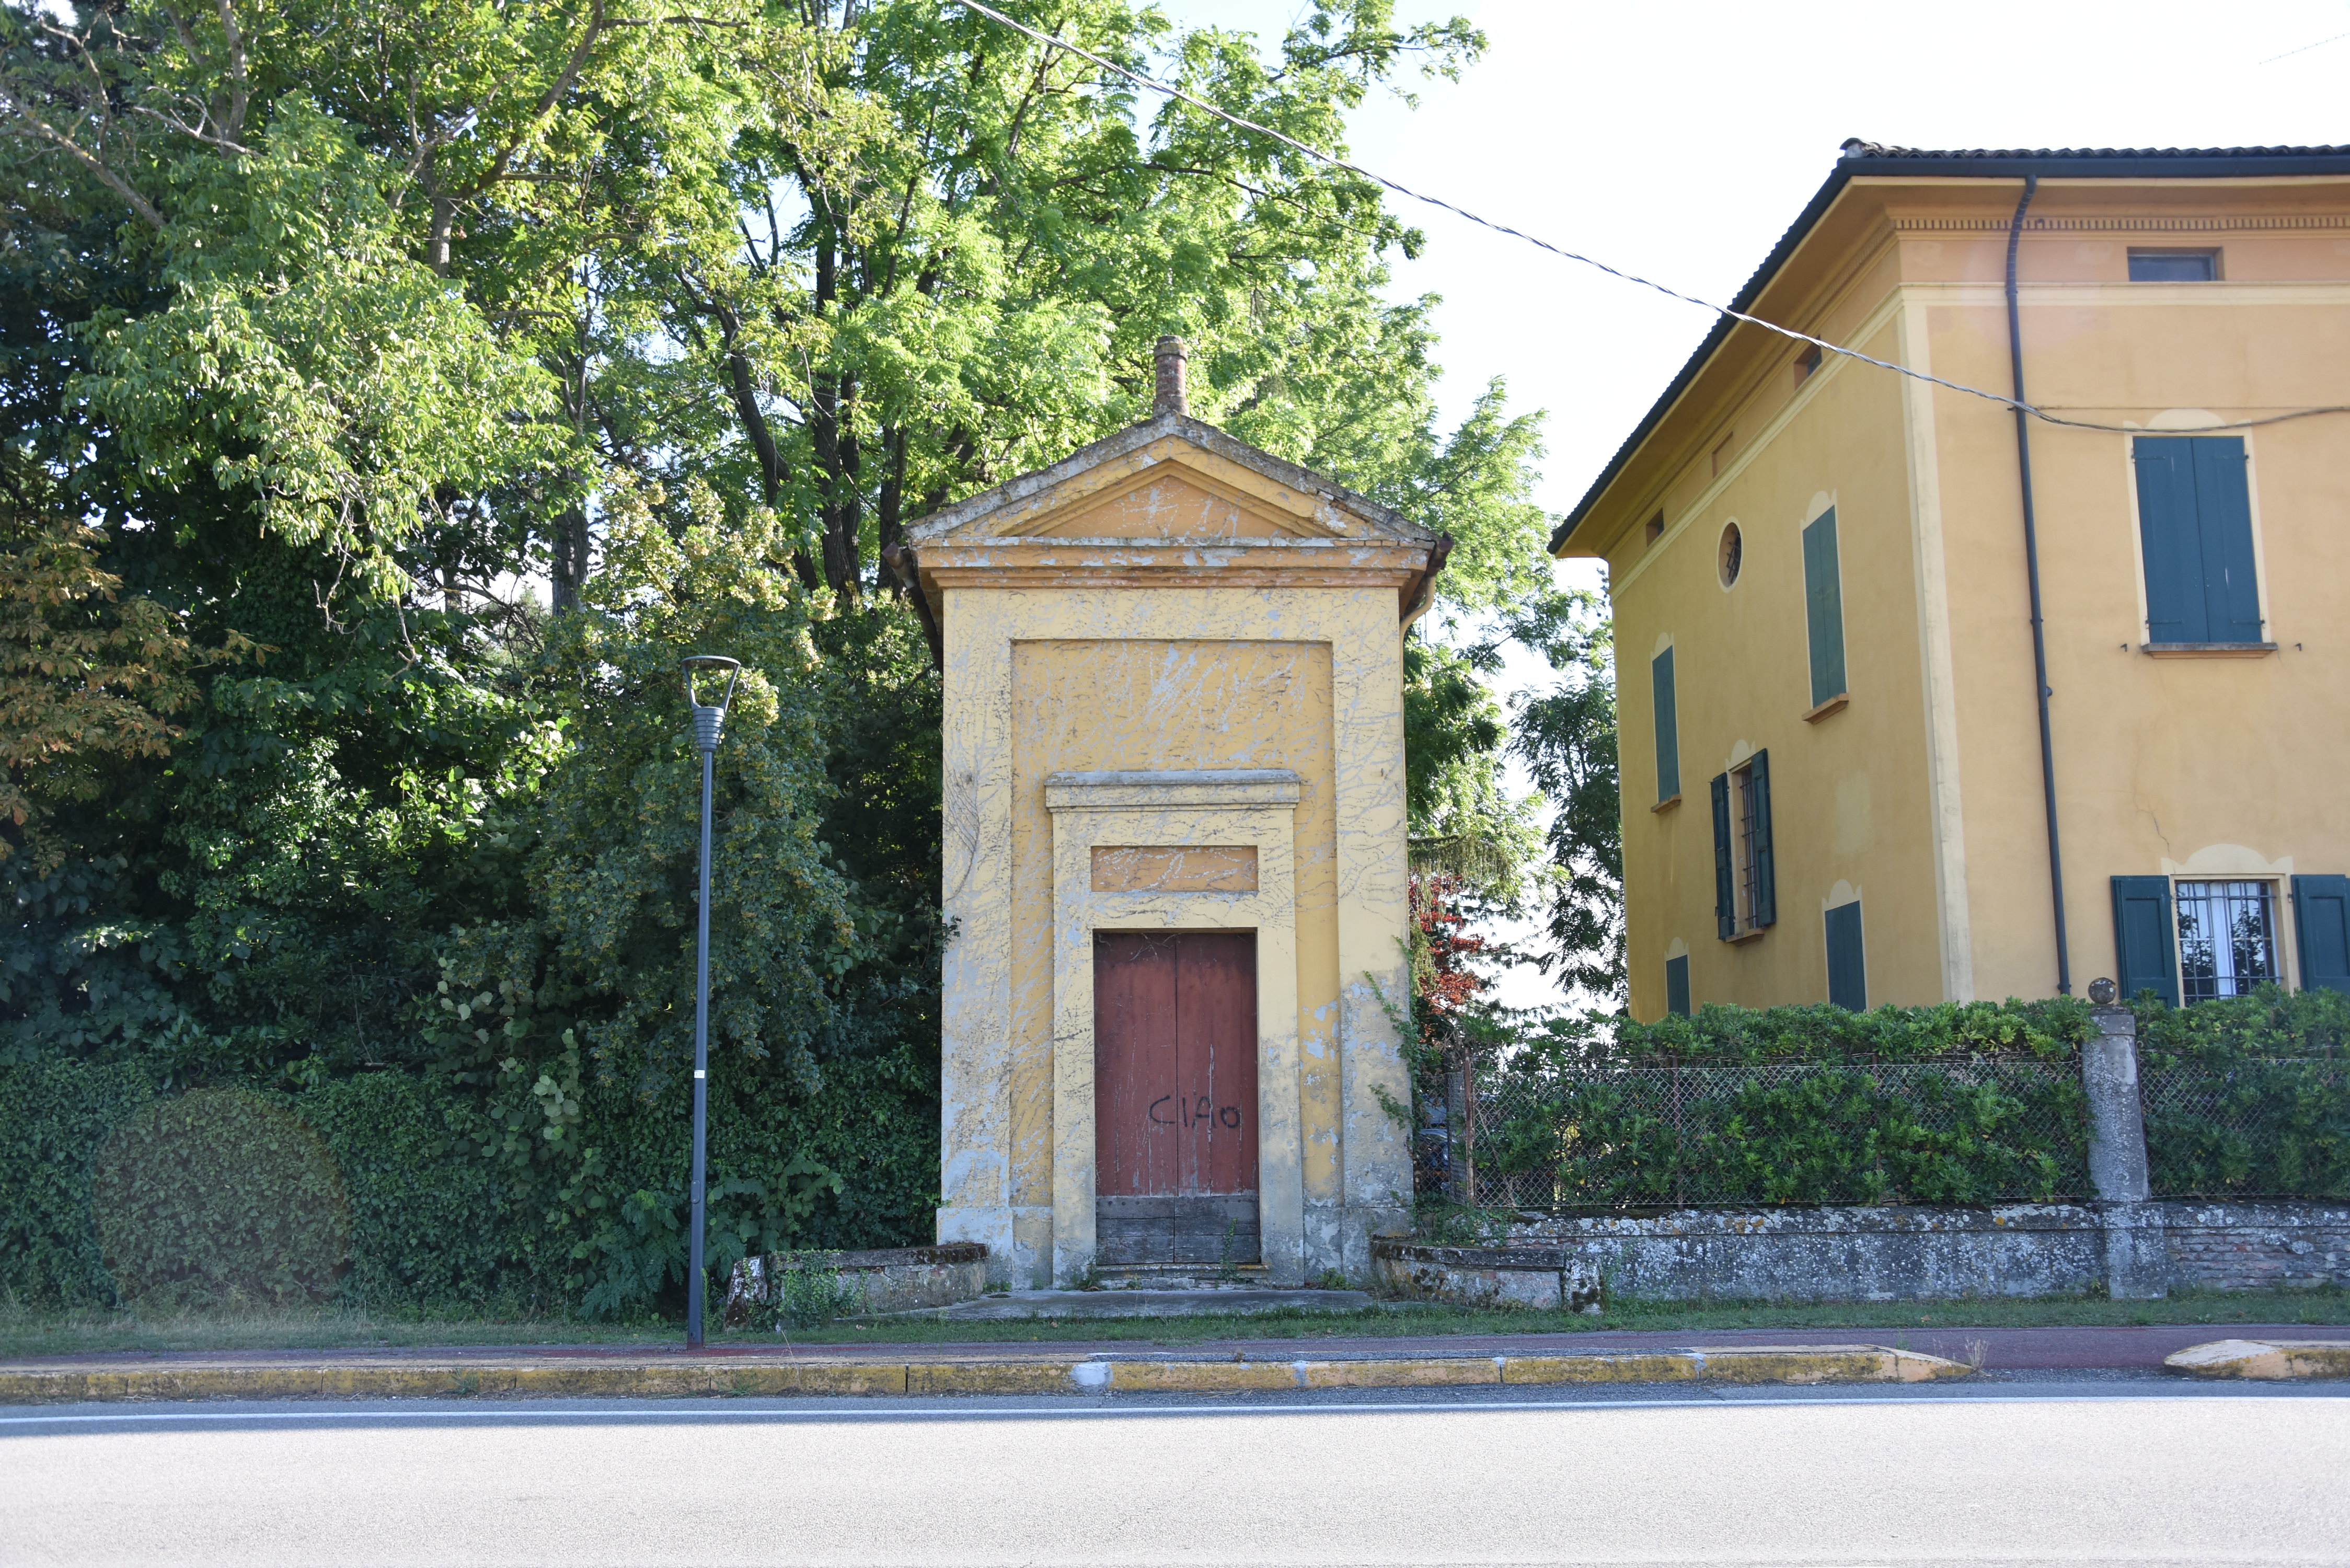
<box><xmin>681</xmin><ymin>654</ymin><xmax>740</xmax><ymax>1350</ymax></box>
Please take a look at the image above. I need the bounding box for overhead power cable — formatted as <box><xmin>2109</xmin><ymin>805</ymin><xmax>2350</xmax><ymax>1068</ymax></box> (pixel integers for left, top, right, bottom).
<box><xmin>2259</xmin><ymin>28</ymin><xmax>2350</xmax><ymax>66</ymax></box>
<box><xmin>957</xmin><ymin>0</ymin><xmax>2350</xmax><ymax>437</ymax></box>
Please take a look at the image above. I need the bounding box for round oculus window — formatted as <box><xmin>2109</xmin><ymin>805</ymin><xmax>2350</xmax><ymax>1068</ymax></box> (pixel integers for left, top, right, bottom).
<box><xmin>1717</xmin><ymin>521</ymin><xmax>1743</xmax><ymax>589</ymax></box>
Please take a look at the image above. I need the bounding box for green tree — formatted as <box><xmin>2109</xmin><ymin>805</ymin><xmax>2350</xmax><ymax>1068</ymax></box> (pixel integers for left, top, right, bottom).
<box><xmin>0</xmin><ymin>0</ymin><xmax>1561</xmax><ymax>1310</ymax></box>
<box><xmin>0</xmin><ymin>456</ymin><xmax>200</xmax><ymax>873</ymax></box>
<box><xmin>1511</xmin><ymin>588</ymin><xmax>1623</xmax><ymax>1002</ymax></box>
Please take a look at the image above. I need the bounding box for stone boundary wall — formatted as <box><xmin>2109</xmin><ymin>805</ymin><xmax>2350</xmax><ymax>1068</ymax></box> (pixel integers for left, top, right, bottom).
<box><xmin>726</xmin><ymin>1243</ymin><xmax>989</xmax><ymax>1320</ymax></box>
<box><xmin>1373</xmin><ymin>1201</ymin><xmax>2349</xmax><ymax>1307</ymax></box>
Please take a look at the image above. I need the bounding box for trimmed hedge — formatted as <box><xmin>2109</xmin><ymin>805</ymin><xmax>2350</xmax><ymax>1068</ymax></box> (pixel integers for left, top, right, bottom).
<box><xmin>1453</xmin><ymin>991</ymin><xmax>2348</xmax><ymax>1210</ymax></box>
<box><xmin>1607</xmin><ymin>997</ymin><xmax>2093</xmax><ymax>1064</ymax></box>
<box><xmin>2134</xmin><ymin>987</ymin><xmax>2349</xmax><ymax>1199</ymax></box>
<box><xmin>1</xmin><ymin>1062</ymin><xmax>498</xmax><ymax>1312</ymax></box>
<box><xmin>1471</xmin><ymin>1056</ymin><xmax>2089</xmax><ymax>1209</ymax></box>
<box><xmin>2133</xmin><ymin>985</ymin><xmax>2350</xmax><ymax>1062</ymax></box>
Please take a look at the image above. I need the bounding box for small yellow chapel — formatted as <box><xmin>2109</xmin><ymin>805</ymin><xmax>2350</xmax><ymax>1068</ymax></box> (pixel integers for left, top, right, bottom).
<box><xmin>892</xmin><ymin>339</ymin><xmax>1446</xmax><ymax>1288</ymax></box>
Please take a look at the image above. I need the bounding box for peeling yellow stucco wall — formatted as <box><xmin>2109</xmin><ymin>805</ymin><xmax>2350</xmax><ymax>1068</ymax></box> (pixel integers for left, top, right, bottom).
<box><xmin>912</xmin><ymin>413</ymin><xmax>1439</xmax><ymax>1288</ymax></box>
<box><xmin>1571</xmin><ymin>174</ymin><xmax>2350</xmax><ymax>1018</ymax></box>
<box><xmin>1605</xmin><ymin>314</ymin><xmax>1943</xmax><ymax>1019</ymax></box>
<box><xmin>1008</xmin><ymin>638</ymin><xmax>1340</xmax><ymax>1221</ymax></box>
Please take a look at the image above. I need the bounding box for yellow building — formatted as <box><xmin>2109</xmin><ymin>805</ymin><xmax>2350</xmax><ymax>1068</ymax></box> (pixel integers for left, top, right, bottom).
<box><xmin>900</xmin><ymin>340</ymin><xmax>1444</xmax><ymax>1287</ymax></box>
<box><xmin>1554</xmin><ymin>143</ymin><xmax>2350</xmax><ymax>1021</ymax></box>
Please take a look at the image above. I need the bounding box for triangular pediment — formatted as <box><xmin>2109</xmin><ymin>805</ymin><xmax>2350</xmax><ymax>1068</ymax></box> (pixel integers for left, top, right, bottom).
<box><xmin>905</xmin><ymin>414</ymin><xmax>1433</xmax><ymax>548</ymax></box>
<box><xmin>1011</xmin><ymin>463</ymin><xmax>1326</xmax><ymax>541</ymax></box>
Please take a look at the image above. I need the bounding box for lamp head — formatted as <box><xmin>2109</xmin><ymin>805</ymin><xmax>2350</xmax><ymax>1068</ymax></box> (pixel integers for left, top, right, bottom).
<box><xmin>681</xmin><ymin>655</ymin><xmax>741</xmax><ymax>753</ymax></box>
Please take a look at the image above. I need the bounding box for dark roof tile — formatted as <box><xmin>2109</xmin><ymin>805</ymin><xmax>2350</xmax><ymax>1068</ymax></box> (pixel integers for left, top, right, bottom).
<box><xmin>1841</xmin><ymin>140</ymin><xmax>2350</xmax><ymax>160</ymax></box>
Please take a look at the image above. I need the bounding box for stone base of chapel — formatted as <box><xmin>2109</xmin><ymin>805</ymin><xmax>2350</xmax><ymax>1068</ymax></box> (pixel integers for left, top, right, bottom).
<box><xmin>938</xmin><ymin>1201</ymin><xmax>1408</xmax><ymax>1290</ymax></box>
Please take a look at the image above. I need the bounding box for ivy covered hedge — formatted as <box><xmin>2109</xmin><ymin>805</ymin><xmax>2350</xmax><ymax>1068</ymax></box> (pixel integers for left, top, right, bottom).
<box><xmin>94</xmin><ymin>1089</ymin><xmax>353</xmax><ymax>1309</ymax></box>
<box><xmin>0</xmin><ymin>1057</ymin><xmax>158</xmax><ymax>1307</ymax></box>
<box><xmin>0</xmin><ymin>1046</ymin><xmax>938</xmax><ymax>1316</ymax></box>
<box><xmin>294</xmin><ymin>1072</ymin><xmax>532</xmax><ymax>1315</ymax></box>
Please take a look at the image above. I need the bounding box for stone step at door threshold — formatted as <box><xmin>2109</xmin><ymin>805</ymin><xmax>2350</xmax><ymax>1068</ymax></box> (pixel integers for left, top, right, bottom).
<box><xmin>941</xmin><ymin>1286</ymin><xmax>1376</xmax><ymax>1320</ymax></box>
<box><xmin>1093</xmin><ymin>1263</ymin><xmax>1269</xmax><ymax>1290</ymax></box>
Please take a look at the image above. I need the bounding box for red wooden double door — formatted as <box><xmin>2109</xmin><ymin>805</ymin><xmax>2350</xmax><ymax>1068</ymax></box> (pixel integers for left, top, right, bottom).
<box><xmin>1093</xmin><ymin>931</ymin><xmax>1260</xmax><ymax>1266</ymax></box>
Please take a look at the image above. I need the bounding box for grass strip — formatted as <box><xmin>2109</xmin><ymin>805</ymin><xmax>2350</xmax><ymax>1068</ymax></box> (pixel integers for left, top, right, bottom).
<box><xmin>2</xmin><ymin>1286</ymin><xmax>2343</xmax><ymax>1358</ymax></box>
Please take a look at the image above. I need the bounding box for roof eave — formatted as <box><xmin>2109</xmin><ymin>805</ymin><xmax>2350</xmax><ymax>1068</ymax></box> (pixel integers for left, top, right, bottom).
<box><xmin>1548</xmin><ymin>144</ymin><xmax>2350</xmax><ymax>558</ymax></box>
<box><xmin>906</xmin><ymin>410</ymin><xmax>1433</xmax><ymax>544</ymax></box>
<box><xmin>1546</xmin><ymin>158</ymin><xmax>1859</xmax><ymax>558</ymax></box>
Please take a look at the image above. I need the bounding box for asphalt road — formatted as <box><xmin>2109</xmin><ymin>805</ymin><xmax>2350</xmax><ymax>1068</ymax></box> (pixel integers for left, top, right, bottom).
<box><xmin>4</xmin><ymin>1386</ymin><xmax>2347</xmax><ymax>1566</ymax></box>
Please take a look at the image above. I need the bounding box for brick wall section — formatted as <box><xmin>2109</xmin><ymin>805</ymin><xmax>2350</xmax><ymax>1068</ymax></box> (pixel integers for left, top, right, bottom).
<box><xmin>2160</xmin><ymin>1201</ymin><xmax>2350</xmax><ymax>1291</ymax></box>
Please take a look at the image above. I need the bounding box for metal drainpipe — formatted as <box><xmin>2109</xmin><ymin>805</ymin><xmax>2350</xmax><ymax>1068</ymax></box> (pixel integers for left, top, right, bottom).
<box><xmin>2006</xmin><ymin>175</ymin><xmax>2072</xmax><ymax>996</ymax></box>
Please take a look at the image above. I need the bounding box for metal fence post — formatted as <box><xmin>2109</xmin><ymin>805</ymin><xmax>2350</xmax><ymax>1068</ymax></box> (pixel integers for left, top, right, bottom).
<box><xmin>2082</xmin><ymin>984</ymin><xmax>2167</xmax><ymax>1299</ymax></box>
<box><xmin>1669</xmin><ymin>1057</ymin><xmax>1686</xmax><ymax>1211</ymax></box>
<box><xmin>1444</xmin><ymin>1062</ymin><xmax>1467</xmax><ymax>1207</ymax></box>
<box><xmin>1462</xmin><ymin>1053</ymin><xmax>1479</xmax><ymax>1209</ymax></box>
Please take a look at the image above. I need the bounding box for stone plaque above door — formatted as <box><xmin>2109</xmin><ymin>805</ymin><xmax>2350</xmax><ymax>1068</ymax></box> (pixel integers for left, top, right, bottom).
<box><xmin>1090</xmin><ymin>844</ymin><xmax>1259</xmax><ymax>893</ymax></box>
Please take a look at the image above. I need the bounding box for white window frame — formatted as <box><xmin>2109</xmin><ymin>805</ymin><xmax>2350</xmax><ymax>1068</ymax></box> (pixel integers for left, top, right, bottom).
<box><xmin>2171</xmin><ymin>875</ymin><xmax>2287</xmax><ymax>1002</ymax></box>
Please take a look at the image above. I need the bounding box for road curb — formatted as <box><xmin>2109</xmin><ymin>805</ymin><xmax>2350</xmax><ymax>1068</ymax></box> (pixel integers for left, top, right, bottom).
<box><xmin>2162</xmin><ymin>1339</ymin><xmax>2350</xmax><ymax>1379</ymax></box>
<box><xmin>0</xmin><ymin>1344</ymin><xmax>1968</xmax><ymax>1403</ymax></box>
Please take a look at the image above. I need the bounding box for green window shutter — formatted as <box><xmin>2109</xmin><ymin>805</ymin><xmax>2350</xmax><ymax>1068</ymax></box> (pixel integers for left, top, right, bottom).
<box><xmin>1651</xmin><ymin>647</ymin><xmax>1680</xmax><ymax>802</ymax></box>
<box><xmin>2133</xmin><ymin>439</ymin><xmax>2205</xmax><ymax>642</ymax></box>
<box><xmin>2111</xmin><ymin>875</ymin><xmax>2180</xmax><ymax>1006</ymax></box>
<box><xmin>2291</xmin><ymin>875</ymin><xmax>2350</xmax><ymax>995</ymax></box>
<box><xmin>1824</xmin><ymin>901</ymin><xmax>1865</xmax><ymax>1010</ymax></box>
<box><xmin>2190</xmin><ymin>437</ymin><xmax>2263</xmax><ymax>644</ymax></box>
<box><xmin>1801</xmin><ymin>508</ymin><xmax>1847</xmax><ymax>708</ymax></box>
<box><xmin>2134</xmin><ymin>436</ymin><xmax>2263</xmax><ymax>645</ymax></box>
<box><xmin>1710</xmin><ymin>772</ymin><xmax>1735</xmax><ymax>940</ymax></box>
<box><xmin>1665</xmin><ymin>954</ymin><xmax>1691</xmax><ymax>1018</ymax></box>
<box><xmin>1749</xmin><ymin>750</ymin><xmax>1776</xmax><ymax>928</ymax></box>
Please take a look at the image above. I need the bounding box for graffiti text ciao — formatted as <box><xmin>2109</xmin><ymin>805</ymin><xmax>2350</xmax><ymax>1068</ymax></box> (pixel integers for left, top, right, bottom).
<box><xmin>1148</xmin><ymin>1094</ymin><xmax>1243</xmax><ymax>1131</ymax></box>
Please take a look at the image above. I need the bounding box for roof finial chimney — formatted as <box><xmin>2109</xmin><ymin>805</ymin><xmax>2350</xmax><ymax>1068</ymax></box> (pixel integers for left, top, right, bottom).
<box><xmin>1153</xmin><ymin>335</ymin><xmax>1189</xmax><ymax>418</ymax></box>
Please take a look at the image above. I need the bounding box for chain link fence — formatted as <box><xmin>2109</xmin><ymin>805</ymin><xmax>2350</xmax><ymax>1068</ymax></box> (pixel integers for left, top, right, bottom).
<box><xmin>2141</xmin><ymin>1058</ymin><xmax>2350</xmax><ymax>1200</ymax></box>
<box><xmin>1416</xmin><ymin>1057</ymin><xmax>2091</xmax><ymax>1212</ymax></box>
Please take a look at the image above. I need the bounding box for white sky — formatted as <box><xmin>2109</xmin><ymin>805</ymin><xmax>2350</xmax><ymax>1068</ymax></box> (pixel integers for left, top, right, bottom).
<box><xmin>1155</xmin><ymin>0</ymin><xmax>2350</xmax><ymax>1008</ymax></box>
<box><xmin>1165</xmin><ymin>0</ymin><xmax>2350</xmax><ymax>513</ymax></box>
